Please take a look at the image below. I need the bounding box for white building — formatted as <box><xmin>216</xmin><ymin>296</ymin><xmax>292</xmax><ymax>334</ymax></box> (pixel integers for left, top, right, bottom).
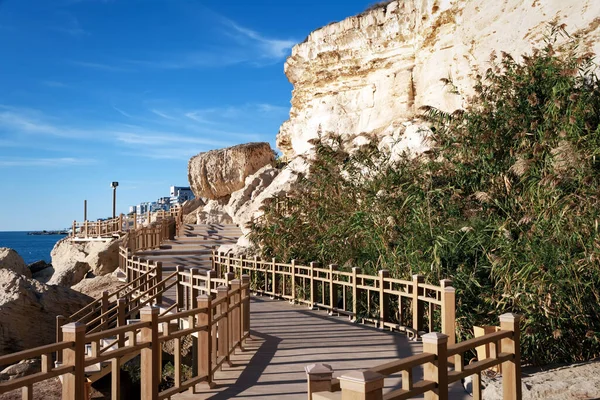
<box><xmin>169</xmin><ymin>186</ymin><xmax>194</xmax><ymax>206</ymax></box>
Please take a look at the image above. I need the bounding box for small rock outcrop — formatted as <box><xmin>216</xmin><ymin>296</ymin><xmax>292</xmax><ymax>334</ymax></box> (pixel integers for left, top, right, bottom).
<box><xmin>48</xmin><ymin>236</ymin><xmax>123</xmax><ymax>286</ymax></box>
<box><xmin>28</xmin><ymin>260</ymin><xmax>52</xmax><ymax>274</ymax></box>
<box><xmin>0</xmin><ymin>269</ymin><xmax>92</xmax><ymax>354</ymax></box>
<box><xmin>188</xmin><ymin>143</ymin><xmax>275</xmax><ymax>200</ymax></box>
<box><xmin>0</xmin><ymin>248</ymin><xmax>31</xmax><ymax>279</ymax></box>
<box><xmin>71</xmin><ymin>274</ymin><xmax>123</xmax><ymax>299</ymax></box>
<box><xmin>0</xmin><ymin>359</ymin><xmax>40</xmax><ymax>381</ymax></box>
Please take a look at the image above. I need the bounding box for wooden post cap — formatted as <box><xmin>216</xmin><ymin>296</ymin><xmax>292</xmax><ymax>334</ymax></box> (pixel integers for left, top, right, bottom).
<box><xmin>241</xmin><ymin>275</ymin><xmax>250</xmax><ymax>283</ymax></box>
<box><xmin>352</xmin><ymin>266</ymin><xmax>361</xmax><ymax>272</ymax></box>
<box><xmin>61</xmin><ymin>322</ymin><xmax>86</xmax><ymax>333</ymax></box>
<box><xmin>197</xmin><ymin>294</ymin><xmax>210</xmax><ymax>302</ymax></box>
<box><xmin>499</xmin><ymin>313</ymin><xmax>521</xmax><ymax>323</ymax></box>
<box><xmin>305</xmin><ymin>363</ymin><xmax>333</xmax><ymax>381</ymax></box>
<box><xmin>329</xmin><ymin>264</ymin><xmax>338</xmax><ymax>271</ymax></box>
<box><xmin>231</xmin><ymin>279</ymin><xmax>241</xmax><ymax>286</ymax></box>
<box><xmin>378</xmin><ymin>269</ymin><xmax>390</xmax><ymax>277</ymax></box>
<box><xmin>422</xmin><ymin>332</ymin><xmax>449</xmax><ymax>344</ymax></box>
<box><xmin>205</xmin><ymin>270</ymin><xmax>216</xmax><ymax>278</ymax></box>
<box><xmin>440</xmin><ymin>279</ymin><xmax>452</xmax><ymax>287</ymax></box>
<box><xmin>412</xmin><ymin>274</ymin><xmax>424</xmax><ymax>281</ymax></box>
<box><xmin>140</xmin><ymin>306</ymin><xmax>160</xmax><ymax>315</ymax></box>
<box><xmin>444</xmin><ymin>286</ymin><xmax>456</xmax><ymax>294</ymax></box>
<box><xmin>217</xmin><ymin>286</ymin><xmax>228</xmax><ymax>293</ymax></box>
<box><xmin>339</xmin><ymin>370</ymin><xmax>384</xmax><ymax>393</ymax></box>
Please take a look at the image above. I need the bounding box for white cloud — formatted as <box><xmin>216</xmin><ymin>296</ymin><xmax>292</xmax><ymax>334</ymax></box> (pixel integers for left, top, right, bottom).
<box><xmin>150</xmin><ymin>109</ymin><xmax>177</xmax><ymax>121</ymax></box>
<box><xmin>42</xmin><ymin>80</ymin><xmax>68</xmax><ymax>88</ymax></box>
<box><xmin>0</xmin><ymin>157</ymin><xmax>94</xmax><ymax>167</ymax></box>
<box><xmin>113</xmin><ymin>106</ymin><xmax>133</xmax><ymax>118</ymax></box>
<box><xmin>224</xmin><ymin>19</ymin><xmax>296</xmax><ymax>60</ymax></box>
<box><xmin>71</xmin><ymin>61</ymin><xmax>129</xmax><ymax>72</ymax></box>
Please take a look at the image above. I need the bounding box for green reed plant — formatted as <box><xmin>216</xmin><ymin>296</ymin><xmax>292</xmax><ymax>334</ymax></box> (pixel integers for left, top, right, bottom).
<box><xmin>250</xmin><ymin>27</ymin><xmax>600</xmax><ymax>365</ymax></box>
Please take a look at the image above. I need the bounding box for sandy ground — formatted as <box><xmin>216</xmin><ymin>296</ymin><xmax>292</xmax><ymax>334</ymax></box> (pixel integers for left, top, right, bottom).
<box><xmin>483</xmin><ymin>360</ymin><xmax>600</xmax><ymax>399</ymax></box>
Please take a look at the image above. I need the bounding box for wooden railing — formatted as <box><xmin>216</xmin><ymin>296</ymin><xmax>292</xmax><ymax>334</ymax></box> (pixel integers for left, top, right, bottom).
<box><xmin>213</xmin><ymin>251</ymin><xmax>455</xmax><ymax>342</ymax></box>
<box><xmin>124</xmin><ymin>218</ymin><xmax>177</xmax><ymax>253</ymax></box>
<box><xmin>71</xmin><ymin>206</ymin><xmax>183</xmax><ymax>240</ymax></box>
<box><xmin>71</xmin><ymin>215</ymin><xmax>125</xmax><ymax>238</ymax></box>
<box><xmin>306</xmin><ymin>314</ymin><xmax>521</xmax><ymax>400</ymax></box>
<box><xmin>0</xmin><ymin>279</ymin><xmax>250</xmax><ymax>400</ymax></box>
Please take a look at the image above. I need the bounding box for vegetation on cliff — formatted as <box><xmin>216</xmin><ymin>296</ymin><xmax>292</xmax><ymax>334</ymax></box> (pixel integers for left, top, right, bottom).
<box><xmin>250</xmin><ymin>29</ymin><xmax>600</xmax><ymax>365</ymax></box>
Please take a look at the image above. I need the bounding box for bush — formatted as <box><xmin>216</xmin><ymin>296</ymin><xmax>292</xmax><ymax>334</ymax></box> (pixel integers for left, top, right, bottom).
<box><xmin>250</xmin><ymin>27</ymin><xmax>600</xmax><ymax>365</ymax></box>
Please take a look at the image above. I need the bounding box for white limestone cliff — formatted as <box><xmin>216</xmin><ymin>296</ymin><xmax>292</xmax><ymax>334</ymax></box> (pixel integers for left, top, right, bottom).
<box><xmin>277</xmin><ymin>0</ymin><xmax>600</xmax><ymax>159</ymax></box>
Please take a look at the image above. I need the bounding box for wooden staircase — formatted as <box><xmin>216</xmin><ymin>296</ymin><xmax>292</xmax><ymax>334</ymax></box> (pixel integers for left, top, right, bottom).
<box><xmin>134</xmin><ymin>224</ymin><xmax>242</xmax><ymax>272</ymax></box>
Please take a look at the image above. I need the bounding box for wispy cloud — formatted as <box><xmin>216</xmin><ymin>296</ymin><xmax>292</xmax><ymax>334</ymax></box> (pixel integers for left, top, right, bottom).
<box><xmin>0</xmin><ymin>107</ymin><xmax>88</xmax><ymax>138</ymax></box>
<box><xmin>223</xmin><ymin>19</ymin><xmax>296</xmax><ymax>60</ymax></box>
<box><xmin>113</xmin><ymin>106</ymin><xmax>133</xmax><ymax>118</ymax></box>
<box><xmin>114</xmin><ymin>131</ymin><xmax>230</xmax><ymax>148</ymax></box>
<box><xmin>128</xmin><ymin>14</ymin><xmax>297</xmax><ymax>69</ymax></box>
<box><xmin>52</xmin><ymin>13</ymin><xmax>89</xmax><ymax>37</ymax></box>
<box><xmin>71</xmin><ymin>61</ymin><xmax>129</xmax><ymax>72</ymax></box>
<box><xmin>42</xmin><ymin>80</ymin><xmax>68</xmax><ymax>88</ymax></box>
<box><xmin>0</xmin><ymin>157</ymin><xmax>95</xmax><ymax>167</ymax></box>
<box><xmin>150</xmin><ymin>109</ymin><xmax>177</xmax><ymax>121</ymax></box>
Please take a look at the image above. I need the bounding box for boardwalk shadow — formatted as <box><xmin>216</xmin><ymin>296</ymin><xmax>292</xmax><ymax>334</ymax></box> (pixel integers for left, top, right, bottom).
<box><xmin>204</xmin><ymin>329</ymin><xmax>282</xmax><ymax>400</ymax></box>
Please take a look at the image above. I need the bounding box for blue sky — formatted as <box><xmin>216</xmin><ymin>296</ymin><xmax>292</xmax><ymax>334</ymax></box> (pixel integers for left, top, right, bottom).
<box><xmin>0</xmin><ymin>0</ymin><xmax>372</xmax><ymax>231</ymax></box>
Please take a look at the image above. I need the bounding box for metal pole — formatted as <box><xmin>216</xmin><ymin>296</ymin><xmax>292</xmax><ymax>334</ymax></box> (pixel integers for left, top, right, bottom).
<box><xmin>84</xmin><ymin>200</ymin><xmax>87</xmax><ymax>221</ymax></box>
<box><xmin>112</xmin><ymin>187</ymin><xmax>117</xmax><ymax>219</ymax></box>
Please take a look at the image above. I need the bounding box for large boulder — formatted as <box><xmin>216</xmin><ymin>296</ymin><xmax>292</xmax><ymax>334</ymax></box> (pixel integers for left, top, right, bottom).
<box><xmin>188</xmin><ymin>142</ymin><xmax>275</xmax><ymax>200</ymax></box>
<box><xmin>0</xmin><ymin>269</ymin><xmax>92</xmax><ymax>355</ymax></box>
<box><xmin>0</xmin><ymin>248</ymin><xmax>31</xmax><ymax>279</ymax></box>
<box><xmin>48</xmin><ymin>236</ymin><xmax>123</xmax><ymax>286</ymax></box>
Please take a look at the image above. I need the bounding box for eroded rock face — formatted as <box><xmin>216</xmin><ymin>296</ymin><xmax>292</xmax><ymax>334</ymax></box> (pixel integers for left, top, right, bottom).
<box><xmin>48</xmin><ymin>237</ymin><xmax>123</xmax><ymax>286</ymax></box>
<box><xmin>277</xmin><ymin>0</ymin><xmax>600</xmax><ymax>159</ymax></box>
<box><xmin>0</xmin><ymin>269</ymin><xmax>91</xmax><ymax>355</ymax></box>
<box><xmin>197</xmin><ymin>198</ymin><xmax>233</xmax><ymax>225</ymax></box>
<box><xmin>0</xmin><ymin>248</ymin><xmax>31</xmax><ymax>279</ymax></box>
<box><xmin>188</xmin><ymin>143</ymin><xmax>275</xmax><ymax>200</ymax></box>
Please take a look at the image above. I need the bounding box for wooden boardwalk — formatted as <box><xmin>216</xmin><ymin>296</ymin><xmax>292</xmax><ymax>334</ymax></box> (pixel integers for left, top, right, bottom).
<box><xmin>174</xmin><ymin>297</ymin><xmax>469</xmax><ymax>399</ymax></box>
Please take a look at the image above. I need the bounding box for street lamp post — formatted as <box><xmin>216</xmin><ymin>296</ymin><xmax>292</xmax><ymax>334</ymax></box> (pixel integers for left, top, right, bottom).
<box><xmin>111</xmin><ymin>182</ymin><xmax>119</xmax><ymax>219</ymax></box>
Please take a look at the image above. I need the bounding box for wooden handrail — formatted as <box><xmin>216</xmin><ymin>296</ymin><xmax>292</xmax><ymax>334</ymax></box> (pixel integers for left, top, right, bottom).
<box><xmin>306</xmin><ymin>314</ymin><xmax>522</xmax><ymax>400</ymax></box>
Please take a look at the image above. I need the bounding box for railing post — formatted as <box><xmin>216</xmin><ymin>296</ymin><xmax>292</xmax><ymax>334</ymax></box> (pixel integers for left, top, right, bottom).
<box><xmin>291</xmin><ymin>259</ymin><xmax>297</xmax><ymax>303</ymax></box>
<box><xmin>378</xmin><ymin>270</ymin><xmax>390</xmax><ymax>329</ymax></box>
<box><xmin>72</xmin><ymin>220</ymin><xmax>76</xmax><ymax>237</ymax></box>
<box><xmin>117</xmin><ymin>298</ymin><xmax>126</xmax><ymax>347</ymax></box>
<box><xmin>271</xmin><ymin>257</ymin><xmax>277</xmax><ymax>298</ymax></box>
<box><xmin>423</xmin><ymin>332</ymin><xmax>449</xmax><ymax>400</ymax></box>
<box><xmin>61</xmin><ymin>322</ymin><xmax>86</xmax><ymax>400</ymax></box>
<box><xmin>217</xmin><ymin>286</ymin><xmax>230</xmax><ymax>367</ymax></box>
<box><xmin>328</xmin><ymin>264</ymin><xmax>338</xmax><ymax>315</ymax></box>
<box><xmin>309</xmin><ymin>262</ymin><xmax>317</xmax><ymax>309</ymax></box>
<box><xmin>352</xmin><ymin>267</ymin><xmax>361</xmax><ymax>321</ymax></box>
<box><xmin>155</xmin><ymin>261</ymin><xmax>163</xmax><ymax>305</ymax></box>
<box><xmin>305</xmin><ymin>363</ymin><xmax>333</xmax><ymax>400</ymax></box>
<box><xmin>231</xmin><ymin>279</ymin><xmax>241</xmax><ymax>351</ymax></box>
<box><xmin>55</xmin><ymin>315</ymin><xmax>66</xmax><ymax>364</ymax></box>
<box><xmin>84</xmin><ymin>220</ymin><xmax>88</xmax><ymax>238</ymax></box>
<box><xmin>119</xmin><ymin>213</ymin><xmax>123</xmax><ymax>232</ymax></box>
<box><xmin>140</xmin><ymin>306</ymin><xmax>160</xmax><ymax>400</ymax></box>
<box><xmin>339</xmin><ymin>370</ymin><xmax>384</xmax><ymax>400</ymax></box>
<box><xmin>211</xmin><ymin>248</ymin><xmax>216</xmax><ymax>271</ymax></box>
<box><xmin>440</xmin><ymin>280</ymin><xmax>456</xmax><ymax>345</ymax></box>
<box><xmin>412</xmin><ymin>274</ymin><xmax>424</xmax><ymax>333</ymax></box>
<box><xmin>225</xmin><ymin>271</ymin><xmax>234</xmax><ymax>288</ymax></box>
<box><xmin>500</xmin><ymin>313</ymin><xmax>522</xmax><ymax>400</ymax></box>
<box><xmin>190</xmin><ymin>268</ymin><xmax>199</xmax><ymax>309</ymax></box>
<box><xmin>101</xmin><ymin>290</ymin><xmax>109</xmax><ymax>330</ymax></box>
<box><xmin>241</xmin><ymin>275</ymin><xmax>250</xmax><ymax>341</ymax></box>
<box><xmin>176</xmin><ymin>266</ymin><xmax>184</xmax><ymax>311</ymax></box>
<box><xmin>197</xmin><ymin>294</ymin><xmax>215</xmax><ymax>389</ymax></box>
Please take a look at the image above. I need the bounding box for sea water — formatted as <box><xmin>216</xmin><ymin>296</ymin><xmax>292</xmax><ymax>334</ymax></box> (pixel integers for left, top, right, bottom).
<box><xmin>0</xmin><ymin>231</ymin><xmax>66</xmax><ymax>264</ymax></box>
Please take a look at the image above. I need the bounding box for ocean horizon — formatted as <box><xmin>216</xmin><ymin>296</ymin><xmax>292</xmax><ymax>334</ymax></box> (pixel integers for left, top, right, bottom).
<box><xmin>0</xmin><ymin>231</ymin><xmax>66</xmax><ymax>264</ymax></box>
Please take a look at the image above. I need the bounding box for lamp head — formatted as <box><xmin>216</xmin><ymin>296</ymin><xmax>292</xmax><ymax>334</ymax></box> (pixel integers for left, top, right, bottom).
<box><xmin>111</xmin><ymin>181</ymin><xmax>119</xmax><ymax>188</ymax></box>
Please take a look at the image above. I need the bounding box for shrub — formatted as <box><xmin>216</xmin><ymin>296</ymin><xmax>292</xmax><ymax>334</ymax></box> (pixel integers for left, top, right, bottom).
<box><xmin>250</xmin><ymin>27</ymin><xmax>600</xmax><ymax>365</ymax></box>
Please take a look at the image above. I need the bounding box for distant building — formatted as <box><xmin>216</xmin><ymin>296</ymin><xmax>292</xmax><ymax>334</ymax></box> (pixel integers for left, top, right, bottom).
<box><xmin>130</xmin><ymin>185</ymin><xmax>194</xmax><ymax>216</ymax></box>
<box><xmin>170</xmin><ymin>186</ymin><xmax>194</xmax><ymax>206</ymax></box>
